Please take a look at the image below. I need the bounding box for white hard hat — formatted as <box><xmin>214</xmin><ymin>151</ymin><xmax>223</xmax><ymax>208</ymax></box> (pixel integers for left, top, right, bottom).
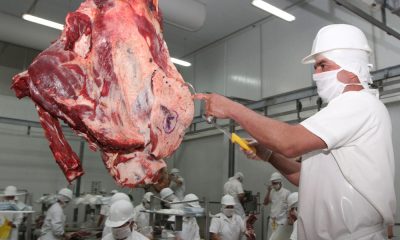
<box><xmin>143</xmin><ymin>192</ymin><xmax>154</xmax><ymax>202</ymax></box>
<box><xmin>288</xmin><ymin>192</ymin><xmax>299</xmax><ymax>209</ymax></box>
<box><xmin>170</xmin><ymin>168</ymin><xmax>180</xmax><ymax>174</ymax></box>
<box><xmin>58</xmin><ymin>188</ymin><xmax>73</xmax><ymax>200</ymax></box>
<box><xmin>270</xmin><ymin>172</ymin><xmax>282</xmax><ymax>182</ymax></box>
<box><xmin>105</xmin><ymin>200</ymin><xmax>135</xmax><ymax>228</ymax></box>
<box><xmin>110</xmin><ymin>190</ymin><xmax>119</xmax><ymax>194</ymax></box>
<box><xmin>160</xmin><ymin>188</ymin><xmax>174</xmax><ymax>200</ymax></box>
<box><xmin>110</xmin><ymin>193</ymin><xmax>130</xmax><ymax>206</ymax></box>
<box><xmin>221</xmin><ymin>194</ymin><xmax>235</xmax><ymax>206</ymax></box>
<box><xmin>183</xmin><ymin>194</ymin><xmax>201</xmax><ymax>207</ymax></box>
<box><xmin>302</xmin><ymin>24</ymin><xmax>371</xmax><ymax>64</ymax></box>
<box><xmin>4</xmin><ymin>186</ymin><xmax>18</xmax><ymax>196</ymax></box>
<box><xmin>234</xmin><ymin>172</ymin><xmax>244</xmax><ymax>180</ymax></box>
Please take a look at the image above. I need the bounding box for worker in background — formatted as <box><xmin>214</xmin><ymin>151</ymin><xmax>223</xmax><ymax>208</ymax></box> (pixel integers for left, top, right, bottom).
<box><xmin>169</xmin><ymin>168</ymin><xmax>185</xmax><ymax>200</ymax></box>
<box><xmin>160</xmin><ymin>188</ymin><xmax>183</xmax><ymax>210</ymax></box>
<box><xmin>287</xmin><ymin>192</ymin><xmax>298</xmax><ymax>240</ymax></box>
<box><xmin>176</xmin><ymin>193</ymin><xmax>201</xmax><ymax>240</ymax></box>
<box><xmin>98</xmin><ymin>190</ymin><xmax>119</xmax><ymax>228</ymax></box>
<box><xmin>102</xmin><ymin>199</ymin><xmax>148</xmax><ymax>240</ymax></box>
<box><xmin>264</xmin><ymin>172</ymin><xmax>291</xmax><ymax>240</ymax></box>
<box><xmin>39</xmin><ymin>188</ymin><xmax>73</xmax><ymax>240</ymax></box>
<box><xmin>0</xmin><ymin>186</ymin><xmax>23</xmax><ymax>240</ymax></box>
<box><xmin>196</xmin><ymin>24</ymin><xmax>396</xmax><ymax>239</ymax></box>
<box><xmin>223</xmin><ymin>172</ymin><xmax>245</xmax><ymax>218</ymax></box>
<box><xmin>209</xmin><ymin>195</ymin><xmax>247</xmax><ymax>240</ymax></box>
<box><xmin>102</xmin><ymin>192</ymin><xmax>131</xmax><ymax>238</ymax></box>
<box><xmin>133</xmin><ymin>192</ymin><xmax>154</xmax><ymax>238</ymax></box>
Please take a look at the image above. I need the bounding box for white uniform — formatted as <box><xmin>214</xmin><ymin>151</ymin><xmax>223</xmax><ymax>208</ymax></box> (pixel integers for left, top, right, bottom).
<box><xmin>299</xmin><ymin>91</ymin><xmax>395</xmax><ymax>239</ymax></box>
<box><xmin>290</xmin><ymin>221</ymin><xmax>297</xmax><ymax>240</ymax></box>
<box><xmin>133</xmin><ymin>204</ymin><xmax>150</xmax><ymax>233</ymax></box>
<box><xmin>169</xmin><ymin>176</ymin><xmax>185</xmax><ymax>201</ymax></box>
<box><xmin>39</xmin><ymin>202</ymin><xmax>66</xmax><ymax>240</ymax></box>
<box><xmin>209</xmin><ymin>213</ymin><xmax>245</xmax><ymax>240</ymax></box>
<box><xmin>268</xmin><ymin>187</ymin><xmax>291</xmax><ymax>240</ymax></box>
<box><xmin>223</xmin><ymin>178</ymin><xmax>245</xmax><ymax>218</ymax></box>
<box><xmin>0</xmin><ymin>206</ymin><xmax>23</xmax><ymax>240</ymax></box>
<box><xmin>176</xmin><ymin>217</ymin><xmax>200</xmax><ymax>240</ymax></box>
<box><xmin>102</xmin><ymin>231</ymin><xmax>149</xmax><ymax>240</ymax></box>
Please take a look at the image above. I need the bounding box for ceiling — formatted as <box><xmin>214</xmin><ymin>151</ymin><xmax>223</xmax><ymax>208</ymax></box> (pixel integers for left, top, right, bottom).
<box><xmin>0</xmin><ymin>0</ymin><xmax>302</xmax><ymax>57</ymax></box>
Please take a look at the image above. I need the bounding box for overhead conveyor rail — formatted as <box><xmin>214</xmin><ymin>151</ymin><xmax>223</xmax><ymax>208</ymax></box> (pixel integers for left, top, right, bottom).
<box><xmin>186</xmin><ymin>64</ymin><xmax>400</xmax><ymax>136</ymax></box>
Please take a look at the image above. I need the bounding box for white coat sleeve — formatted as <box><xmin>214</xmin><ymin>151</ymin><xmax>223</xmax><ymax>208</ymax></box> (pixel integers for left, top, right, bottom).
<box><xmin>50</xmin><ymin>208</ymin><xmax>65</xmax><ymax>237</ymax></box>
<box><xmin>300</xmin><ymin>93</ymin><xmax>373</xmax><ymax>150</ymax></box>
<box><xmin>209</xmin><ymin>217</ymin><xmax>220</xmax><ymax>234</ymax></box>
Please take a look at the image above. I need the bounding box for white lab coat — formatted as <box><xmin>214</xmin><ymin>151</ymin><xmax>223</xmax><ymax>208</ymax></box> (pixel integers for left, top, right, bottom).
<box><xmin>102</xmin><ymin>230</ymin><xmax>149</xmax><ymax>240</ymax></box>
<box><xmin>223</xmin><ymin>178</ymin><xmax>245</xmax><ymax>218</ymax></box>
<box><xmin>133</xmin><ymin>204</ymin><xmax>150</xmax><ymax>233</ymax></box>
<box><xmin>0</xmin><ymin>208</ymin><xmax>23</xmax><ymax>240</ymax></box>
<box><xmin>209</xmin><ymin>213</ymin><xmax>245</xmax><ymax>240</ymax></box>
<box><xmin>299</xmin><ymin>91</ymin><xmax>395</xmax><ymax>239</ymax></box>
<box><xmin>176</xmin><ymin>217</ymin><xmax>200</xmax><ymax>240</ymax></box>
<box><xmin>269</xmin><ymin>187</ymin><xmax>290</xmax><ymax>225</ymax></box>
<box><xmin>290</xmin><ymin>221</ymin><xmax>297</xmax><ymax>240</ymax></box>
<box><xmin>39</xmin><ymin>202</ymin><xmax>66</xmax><ymax>240</ymax></box>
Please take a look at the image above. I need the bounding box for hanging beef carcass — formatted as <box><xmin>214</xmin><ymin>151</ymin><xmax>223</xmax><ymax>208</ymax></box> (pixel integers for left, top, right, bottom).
<box><xmin>11</xmin><ymin>0</ymin><xmax>194</xmax><ymax>187</ymax></box>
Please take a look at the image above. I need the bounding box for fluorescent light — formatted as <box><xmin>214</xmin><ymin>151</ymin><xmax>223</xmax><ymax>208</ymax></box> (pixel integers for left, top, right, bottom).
<box><xmin>251</xmin><ymin>0</ymin><xmax>296</xmax><ymax>22</ymax></box>
<box><xmin>22</xmin><ymin>14</ymin><xmax>64</xmax><ymax>30</ymax></box>
<box><xmin>171</xmin><ymin>57</ymin><xmax>191</xmax><ymax>67</ymax></box>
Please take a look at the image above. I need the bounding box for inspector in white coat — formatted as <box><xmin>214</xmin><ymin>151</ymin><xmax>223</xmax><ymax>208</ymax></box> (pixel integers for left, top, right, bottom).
<box><xmin>102</xmin><ymin>200</ymin><xmax>148</xmax><ymax>240</ymax></box>
<box><xmin>176</xmin><ymin>194</ymin><xmax>201</xmax><ymax>240</ymax></box>
<box><xmin>209</xmin><ymin>195</ymin><xmax>246</xmax><ymax>240</ymax></box>
<box><xmin>223</xmin><ymin>172</ymin><xmax>245</xmax><ymax>218</ymax></box>
<box><xmin>39</xmin><ymin>188</ymin><xmax>73</xmax><ymax>240</ymax></box>
<box><xmin>0</xmin><ymin>186</ymin><xmax>23</xmax><ymax>240</ymax></box>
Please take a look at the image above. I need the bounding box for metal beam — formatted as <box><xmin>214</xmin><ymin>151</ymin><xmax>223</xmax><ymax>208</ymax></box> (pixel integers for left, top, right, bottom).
<box><xmin>334</xmin><ymin>0</ymin><xmax>400</xmax><ymax>40</ymax></box>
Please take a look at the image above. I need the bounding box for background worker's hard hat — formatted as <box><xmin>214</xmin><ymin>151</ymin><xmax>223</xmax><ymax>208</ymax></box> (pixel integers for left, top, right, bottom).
<box><xmin>221</xmin><ymin>194</ymin><xmax>236</xmax><ymax>206</ymax></box>
<box><xmin>105</xmin><ymin>200</ymin><xmax>135</xmax><ymax>228</ymax></box>
<box><xmin>270</xmin><ymin>172</ymin><xmax>282</xmax><ymax>182</ymax></box>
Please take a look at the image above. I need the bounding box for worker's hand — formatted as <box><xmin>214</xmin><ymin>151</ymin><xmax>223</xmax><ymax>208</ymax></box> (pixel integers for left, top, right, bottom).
<box><xmin>267</xmin><ymin>185</ymin><xmax>273</xmax><ymax>191</ymax></box>
<box><xmin>240</xmin><ymin>138</ymin><xmax>273</xmax><ymax>162</ymax></box>
<box><xmin>194</xmin><ymin>93</ymin><xmax>236</xmax><ymax>119</ymax></box>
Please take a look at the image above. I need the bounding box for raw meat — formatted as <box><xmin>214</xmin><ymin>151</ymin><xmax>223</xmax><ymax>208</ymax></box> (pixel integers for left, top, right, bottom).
<box><xmin>11</xmin><ymin>0</ymin><xmax>194</xmax><ymax>187</ymax></box>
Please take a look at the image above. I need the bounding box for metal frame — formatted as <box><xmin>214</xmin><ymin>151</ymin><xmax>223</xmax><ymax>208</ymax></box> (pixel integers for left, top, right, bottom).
<box><xmin>333</xmin><ymin>0</ymin><xmax>400</xmax><ymax>40</ymax></box>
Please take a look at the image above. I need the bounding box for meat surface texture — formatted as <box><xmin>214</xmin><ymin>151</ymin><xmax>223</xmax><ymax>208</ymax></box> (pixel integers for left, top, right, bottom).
<box><xmin>11</xmin><ymin>0</ymin><xmax>194</xmax><ymax>187</ymax></box>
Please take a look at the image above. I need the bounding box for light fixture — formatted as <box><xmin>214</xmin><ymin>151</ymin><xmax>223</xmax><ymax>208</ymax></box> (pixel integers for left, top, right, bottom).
<box><xmin>251</xmin><ymin>0</ymin><xmax>296</xmax><ymax>22</ymax></box>
<box><xmin>22</xmin><ymin>14</ymin><xmax>64</xmax><ymax>30</ymax></box>
<box><xmin>171</xmin><ymin>57</ymin><xmax>191</xmax><ymax>67</ymax></box>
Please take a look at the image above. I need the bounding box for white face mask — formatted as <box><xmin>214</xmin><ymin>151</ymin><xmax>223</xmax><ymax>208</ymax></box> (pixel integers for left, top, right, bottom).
<box><xmin>313</xmin><ymin>68</ymin><xmax>363</xmax><ymax>103</ymax></box>
<box><xmin>112</xmin><ymin>224</ymin><xmax>132</xmax><ymax>240</ymax></box>
<box><xmin>222</xmin><ymin>208</ymin><xmax>234</xmax><ymax>218</ymax></box>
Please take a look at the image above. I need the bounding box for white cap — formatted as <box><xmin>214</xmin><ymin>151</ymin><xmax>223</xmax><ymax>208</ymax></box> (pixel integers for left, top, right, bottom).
<box><xmin>302</xmin><ymin>24</ymin><xmax>371</xmax><ymax>64</ymax></box>
<box><xmin>170</xmin><ymin>168</ymin><xmax>180</xmax><ymax>174</ymax></box>
<box><xmin>270</xmin><ymin>172</ymin><xmax>282</xmax><ymax>182</ymax></box>
<box><xmin>143</xmin><ymin>192</ymin><xmax>154</xmax><ymax>202</ymax></box>
<box><xmin>58</xmin><ymin>188</ymin><xmax>73</xmax><ymax>200</ymax></box>
<box><xmin>110</xmin><ymin>190</ymin><xmax>119</xmax><ymax>194</ymax></box>
<box><xmin>105</xmin><ymin>200</ymin><xmax>135</xmax><ymax>228</ymax></box>
<box><xmin>234</xmin><ymin>172</ymin><xmax>244</xmax><ymax>181</ymax></box>
<box><xmin>288</xmin><ymin>192</ymin><xmax>299</xmax><ymax>209</ymax></box>
<box><xmin>221</xmin><ymin>194</ymin><xmax>235</xmax><ymax>206</ymax></box>
<box><xmin>110</xmin><ymin>193</ymin><xmax>130</xmax><ymax>206</ymax></box>
<box><xmin>160</xmin><ymin>188</ymin><xmax>174</xmax><ymax>200</ymax></box>
<box><xmin>183</xmin><ymin>194</ymin><xmax>201</xmax><ymax>207</ymax></box>
<box><xmin>4</xmin><ymin>186</ymin><xmax>18</xmax><ymax>196</ymax></box>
